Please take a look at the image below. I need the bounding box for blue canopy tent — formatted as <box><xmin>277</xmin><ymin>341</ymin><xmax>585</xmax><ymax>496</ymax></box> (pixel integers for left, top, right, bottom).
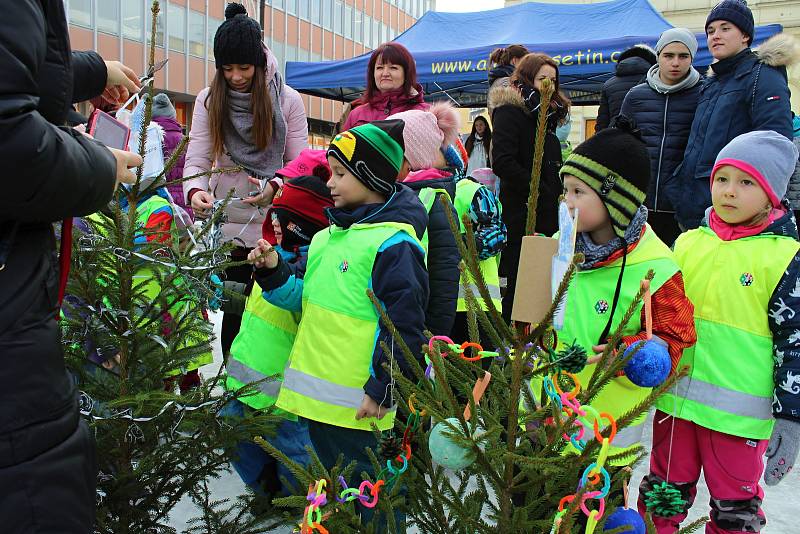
<box><xmin>286</xmin><ymin>0</ymin><xmax>781</xmax><ymax>106</ymax></box>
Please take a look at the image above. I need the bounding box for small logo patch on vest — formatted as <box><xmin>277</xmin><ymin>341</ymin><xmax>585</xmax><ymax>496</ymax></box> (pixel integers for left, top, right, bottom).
<box><xmin>339</xmin><ymin>260</ymin><xmax>349</xmax><ymax>273</ymax></box>
<box><xmin>740</xmin><ymin>273</ymin><xmax>754</xmax><ymax>286</ymax></box>
<box><xmin>595</xmin><ymin>300</ymin><xmax>609</xmax><ymax>314</ymax></box>
<box><xmin>746</xmin><ymin>439</ymin><xmax>758</xmax><ymax>447</ymax></box>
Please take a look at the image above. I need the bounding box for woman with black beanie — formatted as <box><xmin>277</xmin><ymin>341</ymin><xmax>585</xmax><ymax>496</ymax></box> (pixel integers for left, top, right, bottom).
<box><xmin>183</xmin><ymin>3</ymin><xmax>308</xmax><ymax>356</ymax></box>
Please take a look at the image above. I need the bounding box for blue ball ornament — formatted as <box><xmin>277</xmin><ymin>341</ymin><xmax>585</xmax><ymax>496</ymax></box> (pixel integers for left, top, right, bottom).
<box><xmin>428</xmin><ymin>418</ymin><xmax>484</xmax><ymax>471</ymax></box>
<box><xmin>623</xmin><ymin>340</ymin><xmax>671</xmax><ymax>387</ymax></box>
<box><xmin>604</xmin><ymin>507</ymin><xmax>646</xmax><ymax>533</ymax></box>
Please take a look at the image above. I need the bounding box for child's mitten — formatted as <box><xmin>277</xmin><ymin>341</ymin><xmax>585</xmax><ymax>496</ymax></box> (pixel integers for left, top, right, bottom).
<box><xmin>764</xmin><ymin>418</ymin><xmax>800</xmax><ymax>485</ymax></box>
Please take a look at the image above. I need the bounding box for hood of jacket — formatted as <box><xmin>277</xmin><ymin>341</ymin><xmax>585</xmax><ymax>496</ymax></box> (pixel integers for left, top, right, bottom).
<box><xmin>616</xmin><ymin>55</ymin><xmax>654</xmax><ymax>77</ymax></box>
<box><xmin>402</xmin><ymin>168</ymin><xmax>457</xmax><ymax>198</ymax></box>
<box><xmin>325</xmin><ymin>184</ymin><xmax>428</xmax><ymax>239</ymax></box>
<box><xmin>617</xmin><ymin>44</ymin><xmax>657</xmax><ymax>66</ymax></box>
<box><xmin>707</xmin><ymin>33</ymin><xmax>800</xmax><ymax>77</ymax></box>
<box><xmin>488</xmin><ymin>64</ymin><xmax>515</xmax><ymax>87</ymax></box>
<box><xmin>488</xmin><ymin>84</ymin><xmax>528</xmax><ymax>114</ymax></box>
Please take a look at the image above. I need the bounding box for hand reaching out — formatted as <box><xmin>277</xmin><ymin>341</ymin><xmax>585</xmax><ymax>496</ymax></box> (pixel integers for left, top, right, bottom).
<box><xmin>247</xmin><ymin>239</ymin><xmax>279</xmax><ymax>270</ymax></box>
<box><xmin>356</xmin><ymin>394</ymin><xmax>389</xmax><ymax>421</ymax></box>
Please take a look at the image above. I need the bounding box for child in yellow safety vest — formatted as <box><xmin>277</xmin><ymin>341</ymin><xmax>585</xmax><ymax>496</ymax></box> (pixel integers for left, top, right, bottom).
<box><xmin>557</xmin><ymin>116</ymin><xmax>696</xmax><ymax>470</ymax></box>
<box><xmin>249</xmin><ymin>119</ymin><xmax>429</xmax><ymax>528</ymax></box>
<box><xmin>640</xmin><ymin>130</ymin><xmax>800</xmax><ymax>533</ymax></box>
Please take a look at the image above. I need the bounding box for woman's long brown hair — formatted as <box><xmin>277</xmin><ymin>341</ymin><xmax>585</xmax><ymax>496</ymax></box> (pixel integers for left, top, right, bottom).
<box><xmin>465</xmin><ymin>115</ymin><xmax>492</xmax><ymax>158</ymax></box>
<box><xmin>510</xmin><ymin>53</ymin><xmax>571</xmax><ymax>126</ymax></box>
<box><xmin>205</xmin><ymin>66</ymin><xmax>273</xmax><ymax>160</ymax></box>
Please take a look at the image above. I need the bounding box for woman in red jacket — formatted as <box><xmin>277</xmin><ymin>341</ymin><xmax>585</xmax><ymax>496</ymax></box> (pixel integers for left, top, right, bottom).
<box><xmin>342</xmin><ymin>42</ymin><xmax>428</xmax><ymax>130</ymax></box>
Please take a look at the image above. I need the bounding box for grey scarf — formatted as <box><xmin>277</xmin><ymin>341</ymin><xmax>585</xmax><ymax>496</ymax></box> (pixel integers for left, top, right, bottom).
<box><xmin>223</xmin><ymin>75</ymin><xmax>287</xmax><ymax>180</ymax></box>
<box><xmin>646</xmin><ymin>63</ymin><xmax>701</xmax><ymax>95</ymax></box>
<box><xmin>576</xmin><ymin>206</ymin><xmax>649</xmax><ymax>269</ymax></box>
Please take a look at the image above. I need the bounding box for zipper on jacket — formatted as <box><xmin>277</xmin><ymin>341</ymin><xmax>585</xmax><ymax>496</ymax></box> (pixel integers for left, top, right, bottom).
<box><xmin>654</xmin><ymin>94</ymin><xmax>669</xmax><ymax>212</ymax></box>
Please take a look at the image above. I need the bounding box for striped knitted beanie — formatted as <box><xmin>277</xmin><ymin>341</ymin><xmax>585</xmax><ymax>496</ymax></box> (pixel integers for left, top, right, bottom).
<box><xmin>327</xmin><ymin>120</ymin><xmax>406</xmax><ymax>197</ymax></box>
<box><xmin>559</xmin><ymin>116</ymin><xmax>651</xmax><ymax>237</ymax></box>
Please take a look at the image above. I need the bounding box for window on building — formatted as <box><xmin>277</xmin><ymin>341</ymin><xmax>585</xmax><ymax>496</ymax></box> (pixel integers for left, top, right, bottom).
<box><xmin>381</xmin><ymin>23</ymin><xmax>387</xmax><ymax>44</ymax></box>
<box><xmin>354</xmin><ymin>12</ymin><xmax>362</xmax><ymax>44</ymax></box>
<box><xmin>272</xmin><ymin>0</ymin><xmax>284</xmax><ymax>9</ymax></box>
<box><xmin>344</xmin><ymin>6</ymin><xmax>352</xmax><ymax>39</ymax></box>
<box><xmin>188</xmin><ymin>10</ymin><xmax>205</xmax><ymax>57</ymax></box>
<box><xmin>362</xmin><ymin>15</ymin><xmax>371</xmax><ymax>48</ymax></box>
<box><xmin>208</xmin><ymin>17</ymin><xmax>222</xmax><ymax>60</ymax></box>
<box><xmin>97</xmin><ymin>0</ymin><xmax>120</xmax><ymax>35</ymax></box>
<box><xmin>334</xmin><ymin>1</ymin><xmax>342</xmax><ymax>35</ymax></box>
<box><xmin>286</xmin><ymin>0</ymin><xmax>297</xmax><ymax>16</ymax></box>
<box><xmin>272</xmin><ymin>40</ymin><xmax>285</xmax><ymax>71</ymax></box>
<box><xmin>310</xmin><ymin>2</ymin><xmax>321</xmax><ymax>25</ymax></box>
<box><xmin>69</xmin><ymin>0</ymin><xmax>92</xmax><ymax>28</ymax></box>
<box><xmin>122</xmin><ymin>1</ymin><xmax>143</xmax><ymax>40</ymax></box>
<box><xmin>322</xmin><ymin>0</ymin><xmax>332</xmax><ymax>30</ymax></box>
<box><xmin>299</xmin><ymin>0</ymin><xmax>309</xmax><ymax>20</ymax></box>
<box><xmin>373</xmin><ymin>19</ymin><xmax>380</xmax><ymax>47</ymax></box>
<box><xmin>168</xmin><ymin>3</ymin><xmax>186</xmax><ymax>52</ymax></box>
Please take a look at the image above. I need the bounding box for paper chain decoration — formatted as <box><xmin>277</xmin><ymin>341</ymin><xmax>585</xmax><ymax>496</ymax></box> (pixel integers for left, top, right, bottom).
<box><xmin>297</xmin><ymin>396</ymin><xmax>425</xmax><ymax>533</ymax></box>
<box><xmin>545</xmin><ymin>372</ymin><xmax>617</xmax><ymax>534</ymax></box>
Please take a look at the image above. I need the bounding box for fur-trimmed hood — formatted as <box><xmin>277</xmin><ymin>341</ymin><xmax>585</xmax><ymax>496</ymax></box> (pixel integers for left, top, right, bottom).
<box><xmin>487</xmin><ymin>84</ymin><xmax>528</xmax><ymax>115</ymax></box>
<box><xmin>707</xmin><ymin>33</ymin><xmax>800</xmax><ymax>76</ymax></box>
<box><xmin>617</xmin><ymin>44</ymin><xmax>657</xmax><ymax>65</ymax></box>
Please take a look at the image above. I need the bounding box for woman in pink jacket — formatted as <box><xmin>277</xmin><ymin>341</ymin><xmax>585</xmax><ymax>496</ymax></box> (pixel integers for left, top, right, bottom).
<box><xmin>341</xmin><ymin>42</ymin><xmax>429</xmax><ymax>131</ymax></box>
<box><xmin>183</xmin><ymin>3</ymin><xmax>307</xmax><ymax>355</ymax></box>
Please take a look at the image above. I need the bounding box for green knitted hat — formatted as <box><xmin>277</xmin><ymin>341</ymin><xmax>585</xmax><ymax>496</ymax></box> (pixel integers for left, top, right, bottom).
<box><xmin>327</xmin><ymin>120</ymin><xmax>406</xmax><ymax>197</ymax></box>
<box><xmin>559</xmin><ymin>117</ymin><xmax>650</xmax><ymax>237</ymax></box>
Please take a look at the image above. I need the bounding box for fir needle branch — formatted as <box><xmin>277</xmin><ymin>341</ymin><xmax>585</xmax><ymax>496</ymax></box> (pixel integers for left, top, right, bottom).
<box><xmin>524</xmin><ymin>78</ymin><xmax>554</xmax><ymax>237</ymax></box>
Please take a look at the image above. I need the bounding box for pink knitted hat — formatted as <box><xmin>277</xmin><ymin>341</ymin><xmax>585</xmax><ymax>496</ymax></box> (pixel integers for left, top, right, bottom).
<box><xmin>388</xmin><ymin>102</ymin><xmax>460</xmax><ymax>171</ymax></box>
<box><xmin>275</xmin><ymin>149</ymin><xmax>331</xmax><ymax>179</ymax></box>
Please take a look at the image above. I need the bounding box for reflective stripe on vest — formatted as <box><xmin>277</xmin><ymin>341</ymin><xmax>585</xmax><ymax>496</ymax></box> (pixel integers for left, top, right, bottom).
<box><xmin>453</xmin><ymin>178</ymin><xmax>502</xmax><ymax>312</ymax></box>
<box><xmin>659</xmin><ymin>227</ymin><xmax>799</xmax><ymax>439</ymax></box>
<box><xmin>276</xmin><ymin>221</ymin><xmax>422</xmax><ymax>431</ymax></box>
<box><xmin>224</xmin><ymin>281</ymin><xmax>300</xmax><ymax>411</ymax></box>
<box><xmin>559</xmin><ymin>226</ymin><xmax>679</xmax><ymax>464</ymax></box>
<box><xmin>225</xmin><ymin>358</ymin><xmax>283</xmax><ymax>398</ymax></box>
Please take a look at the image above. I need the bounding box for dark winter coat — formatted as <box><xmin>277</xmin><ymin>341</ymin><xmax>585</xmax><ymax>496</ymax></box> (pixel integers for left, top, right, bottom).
<box><xmin>620</xmin><ymin>79</ymin><xmax>701</xmax><ymax>212</ymax></box>
<box><xmin>260</xmin><ymin>185</ymin><xmax>429</xmax><ymax>408</ymax></box>
<box><xmin>489</xmin><ymin>85</ymin><xmax>563</xmax><ymax>242</ymax></box>
<box><xmin>401</xmin><ymin>170</ymin><xmax>460</xmax><ymax>336</ymax></box>
<box><xmin>152</xmin><ymin>115</ymin><xmax>191</xmax><ymax>220</ymax></box>
<box><xmin>596</xmin><ymin>45</ymin><xmax>657</xmax><ymax>131</ymax></box>
<box><xmin>668</xmin><ymin>35</ymin><xmax>795</xmax><ymax>229</ymax></box>
<box><xmin>0</xmin><ymin>0</ymin><xmax>116</xmax><ymax>529</ymax></box>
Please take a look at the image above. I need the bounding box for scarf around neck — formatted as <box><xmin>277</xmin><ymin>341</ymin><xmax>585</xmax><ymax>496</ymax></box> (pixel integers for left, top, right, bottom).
<box><xmin>706</xmin><ymin>205</ymin><xmax>786</xmax><ymax>241</ymax></box>
<box><xmin>223</xmin><ymin>75</ymin><xmax>287</xmax><ymax>180</ymax></box>
<box><xmin>646</xmin><ymin>63</ymin><xmax>701</xmax><ymax>94</ymax></box>
<box><xmin>576</xmin><ymin>206</ymin><xmax>648</xmax><ymax>269</ymax></box>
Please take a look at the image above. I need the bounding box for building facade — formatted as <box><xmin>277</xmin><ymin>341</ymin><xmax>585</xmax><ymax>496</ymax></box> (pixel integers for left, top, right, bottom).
<box><xmin>65</xmin><ymin>0</ymin><xmax>433</xmax><ymax>145</ymax></box>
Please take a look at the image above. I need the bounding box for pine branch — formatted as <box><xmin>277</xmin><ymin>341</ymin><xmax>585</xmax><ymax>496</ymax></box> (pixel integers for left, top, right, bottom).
<box><xmin>524</xmin><ymin>78</ymin><xmax>554</xmax><ymax>236</ymax></box>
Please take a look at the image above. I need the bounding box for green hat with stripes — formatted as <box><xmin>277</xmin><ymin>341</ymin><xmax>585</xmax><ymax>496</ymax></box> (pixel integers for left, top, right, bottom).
<box><xmin>327</xmin><ymin>120</ymin><xmax>406</xmax><ymax>197</ymax></box>
<box><xmin>559</xmin><ymin>117</ymin><xmax>651</xmax><ymax>237</ymax></box>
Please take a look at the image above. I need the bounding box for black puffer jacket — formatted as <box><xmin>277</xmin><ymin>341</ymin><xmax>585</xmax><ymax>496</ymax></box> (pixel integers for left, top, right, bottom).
<box><xmin>620</xmin><ymin>78</ymin><xmax>701</xmax><ymax>212</ymax></box>
<box><xmin>596</xmin><ymin>45</ymin><xmax>657</xmax><ymax>131</ymax></box>
<box><xmin>489</xmin><ymin>85</ymin><xmax>563</xmax><ymax>241</ymax></box>
<box><xmin>0</xmin><ymin>2</ymin><xmax>115</xmax><ymax>528</ymax></box>
<box><xmin>402</xmin><ymin>172</ymin><xmax>460</xmax><ymax>336</ymax></box>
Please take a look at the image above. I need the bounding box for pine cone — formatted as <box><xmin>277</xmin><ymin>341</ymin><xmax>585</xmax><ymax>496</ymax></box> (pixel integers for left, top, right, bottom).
<box><xmin>554</xmin><ymin>342</ymin><xmax>588</xmax><ymax>373</ymax></box>
<box><xmin>378</xmin><ymin>434</ymin><xmax>404</xmax><ymax>462</ymax></box>
<box><xmin>643</xmin><ymin>481</ymin><xmax>687</xmax><ymax>517</ymax></box>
